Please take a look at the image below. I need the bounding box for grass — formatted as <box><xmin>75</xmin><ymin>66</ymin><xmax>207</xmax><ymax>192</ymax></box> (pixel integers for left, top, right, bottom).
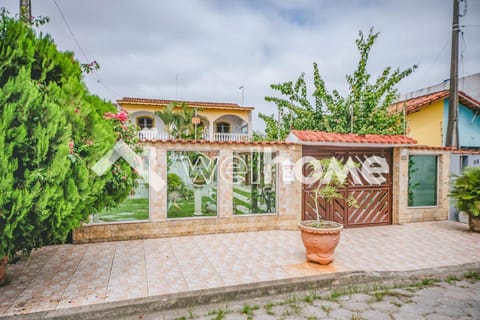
<box><xmin>446</xmin><ymin>275</ymin><xmax>460</xmax><ymax>284</ymax></box>
<box><xmin>464</xmin><ymin>271</ymin><xmax>480</xmax><ymax>280</ymax></box>
<box><xmin>94</xmin><ymin>198</ymin><xmax>148</xmax><ymax>222</ymax></box>
<box><xmin>233</xmin><ymin>187</ymin><xmax>276</xmax><ymax>215</ymax></box>
<box><xmin>264</xmin><ymin>302</ymin><xmax>275</xmax><ymax>315</ymax></box>
<box><xmin>206</xmin><ymin>306</ymin><xmax>231</xmax><ymax>320</ymax></box>
<box><xmin>240</xmin><ymin>303</ymin><xmax>259</xmax><ymax>319</ymax></box>
<box><xmin>167</xmin><ymin>196</ymin><xmax>217</xmax><ymax>218</ymax></box>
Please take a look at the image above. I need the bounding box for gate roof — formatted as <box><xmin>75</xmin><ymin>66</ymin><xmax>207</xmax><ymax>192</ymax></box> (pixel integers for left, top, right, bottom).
<box><xmin>286</xmin><ymin>130</ymin><xmax>417</xmax><ymax>147</ymax></box>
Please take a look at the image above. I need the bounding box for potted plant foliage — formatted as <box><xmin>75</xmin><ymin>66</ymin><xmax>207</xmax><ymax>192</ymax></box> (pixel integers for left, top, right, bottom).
<box><xmin>298</xmin><ymin>157</ymin><xmax>358</xmax><ymax>264</ymax></box>
<box><xmin>449</xmin><ymin>166</ymin><xmax>480</xmax><ymax>232</ymax></box>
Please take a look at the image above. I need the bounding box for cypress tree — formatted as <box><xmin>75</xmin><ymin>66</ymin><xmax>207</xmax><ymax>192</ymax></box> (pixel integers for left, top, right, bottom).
<box><xmin>0</xmin><ymin>9</ymin><xmax>138</xmax><ymax>258</ymax></box>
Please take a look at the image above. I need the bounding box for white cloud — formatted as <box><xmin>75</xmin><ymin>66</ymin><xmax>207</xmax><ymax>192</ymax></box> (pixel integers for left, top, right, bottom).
<box><xmin>2</xmin><ymin>0</ymin><xmax>479</xmax><ymax>131</ymax></box>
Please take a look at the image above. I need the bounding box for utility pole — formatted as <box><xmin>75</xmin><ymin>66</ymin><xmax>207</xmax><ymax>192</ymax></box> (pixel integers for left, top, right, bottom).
<box><xmin>445</xmin><ymin>0</ymin><xmax>460</xmax><ymax>148</ymax></box>
<box><xmin>19</xmin><ymin>0</ymin><xmax>32</xmax><ymax>23</ymax></box>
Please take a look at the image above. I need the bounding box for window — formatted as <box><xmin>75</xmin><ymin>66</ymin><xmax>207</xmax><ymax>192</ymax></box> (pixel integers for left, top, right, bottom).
<box><xmin>91</xmin><ymin>178</ymin><xmax>149</xmax><ymax>223</ymax></box>
<box><xmin>408</xmin><ymin>155</ymin><xmax>438</xmax><ymax>207</ymax></box>
<box><xmin>216</xmin><ymin>122</ymin><xmax>230</xmax><ymax>133</ymax></box>
<box><xmin>137</xmin><ymin>116</ymin><xmax>154</xmax><ymax>129</ymax></box>
<box><xmin>232</xmin><ymin>152</ymin><xmax>277</xmax><ymax>214</ymax></box>
<box><xmin>167</xmin><ymin>151</ymin><xmax>218</xmax><ymax>218</ymax></box>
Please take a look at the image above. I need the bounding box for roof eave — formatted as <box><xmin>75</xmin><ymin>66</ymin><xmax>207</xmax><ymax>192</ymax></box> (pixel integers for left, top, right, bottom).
<box><xmin>295</xmin><ymin>141</ymin><xmax>418</xmax><ymax>148</ymax></box>
<box><xmin>118</xmin><ymin>100</ymin><xmax>254</xmax><ymax>111</ymax></box>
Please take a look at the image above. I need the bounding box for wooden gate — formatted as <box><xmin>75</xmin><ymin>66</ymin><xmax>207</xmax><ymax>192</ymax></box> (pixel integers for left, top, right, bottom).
<box><xmin>302</xmin><ymin>146</ymin><xmax>392</xmax><ymax>227</ymax></box>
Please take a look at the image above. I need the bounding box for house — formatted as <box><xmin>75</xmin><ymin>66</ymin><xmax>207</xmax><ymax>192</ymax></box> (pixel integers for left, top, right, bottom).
<box><xmin>389</xmin><ymin>90</ymin><xmax>480</xmax><ymax>148</ymax></box>
<box><xmin>117</xmin><ymin>97</ymin><xmax>254</xmax><ymax>142</ymax></box>
<box><xmin>390</xmin><ymin>90</ymin><xmax>480</xmax><ymax>222</ymax></box>
<box><xmin>399</xmin><ymin>72</ymin><xmax>480</xmax><ymax>102</ymax></box>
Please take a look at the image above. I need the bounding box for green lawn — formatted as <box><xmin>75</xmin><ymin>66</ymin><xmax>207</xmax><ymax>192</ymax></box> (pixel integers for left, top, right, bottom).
<box><xmin>167</xmin><ymin>196</ymin><xmax>217</xmax><ymax>218</ymax></box>
<box><xmin>94</xmin><ymin>198</ymin><xmax>149</xmax><ymax>222</ymax></box>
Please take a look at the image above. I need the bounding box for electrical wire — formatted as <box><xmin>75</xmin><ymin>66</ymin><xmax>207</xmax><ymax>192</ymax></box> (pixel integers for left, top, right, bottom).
<box><xmin>50</xmin><ymin>0</ymin><xmax>122</xmax><ymax>99</ymax></box>
<box><xmin>51</xmin><ymin>0</ymin><xmax>89</xmax><ymax>62</ymax></box>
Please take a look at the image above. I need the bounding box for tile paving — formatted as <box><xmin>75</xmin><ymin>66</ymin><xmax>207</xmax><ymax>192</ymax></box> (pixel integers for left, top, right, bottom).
<box><xmin>0</xmin><ymin>221</ymin><xmax>479</xmax><ymax>317</ymax></box>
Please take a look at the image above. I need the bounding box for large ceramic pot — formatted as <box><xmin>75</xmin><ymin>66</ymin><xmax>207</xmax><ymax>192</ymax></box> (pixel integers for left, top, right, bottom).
<box><xmin>0</xmin><ymin>256</ymin><xmax>7</xmax><ymax>285</ymax></box>
<box><xmin>469</xmin><ymin>215</ymin><xmax>480</xmax><ymax>233</ymax></box>
<box><xmin>298</xmin><ymin>220</ymin><xmax>343</xmax><ymax>265</ymax></box>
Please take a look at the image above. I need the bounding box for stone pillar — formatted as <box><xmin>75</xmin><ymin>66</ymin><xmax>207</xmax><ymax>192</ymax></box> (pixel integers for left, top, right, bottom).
<box><xmin>149</xmin><ymin>145</ymin><xmax>167</xmax><ymax>221</ymax></box>
<box><xmin>218</xmin><ymin>148</ymin><xmax>233</xmax><ymax>218</ymax></box>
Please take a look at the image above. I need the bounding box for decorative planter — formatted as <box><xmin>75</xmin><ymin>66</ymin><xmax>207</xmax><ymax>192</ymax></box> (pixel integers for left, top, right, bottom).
<box><xmin>298</xmin><ymin>220</ymin><xmax>343</xmax><ymax>265</ymax></box>
<box><xmin>469</xmin><ymin>215</ymin><xmax>480</xmax><ymax>233</ymax></box>
<box><xmin>0</xmin><ymin>256</ymin><xmax>7</xmax><ymax>285</ymax></box>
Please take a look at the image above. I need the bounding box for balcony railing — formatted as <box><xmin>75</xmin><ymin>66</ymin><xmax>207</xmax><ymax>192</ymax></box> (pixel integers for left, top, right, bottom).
<box><xmin>138</xmin><ymin>129</ymin><xmax>250</xmax><ymax>142</ymax></box>
<box><xmin>212</xmin><ymin>133</ymin><xmax>249</xmax><ymax>142</ymax></box>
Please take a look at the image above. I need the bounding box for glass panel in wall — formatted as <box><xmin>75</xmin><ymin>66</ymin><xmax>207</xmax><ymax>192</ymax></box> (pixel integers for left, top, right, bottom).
<box><xmin>167</xmin><ymin>151</ymin><xmax>218</xmax><ymax>218</ymax></box>
<box><xmin>233</xmin><ymin>152</ymin><xmax>277</xmax><ymax>214</ymax></box>
<box><xmin>92</xmin><ymin>178</ymin><xmax>149</xmax><ymax>222</ymax></box>
<box><xmin>408</xmin><ymin>155</ymin><xmax>438</xmax><ymax>207</ymax></box>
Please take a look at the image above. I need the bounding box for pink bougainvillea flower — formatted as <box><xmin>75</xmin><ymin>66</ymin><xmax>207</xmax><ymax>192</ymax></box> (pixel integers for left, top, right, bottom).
<box><xmin>86</xmin><ymin>140</ymin><xmax>94</xmax><ymax>145</ymax></box>
<box><xmin>116</xmin><ymin>111</ymin><xmax>129</xmax><ymax>122</ymax></box>
<box><xmin>68</xmin><ymin>140</ymin><xmax>74</xmax><ymax>153</ymax></box>
<box><xmin>103</xmin><ymin>112</ymin><xmax>114</xmax><ymax>120</ymax></box>
<box><xmin>75</xmin><ymin>108</ymin><xmax>80</xmax><ymax>113</ymax></box>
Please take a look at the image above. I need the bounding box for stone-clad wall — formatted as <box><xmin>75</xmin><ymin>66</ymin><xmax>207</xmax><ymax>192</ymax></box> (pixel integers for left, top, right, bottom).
<box><xmin>73</xmin><ymin>141</ymin><xmax>303</xmax><ymax>243</ymax></box>
<box><xmin>73</xmin><ymin>142</ymin><xmax>452</xmax><ymax>243</ymax></box>
<box><xmin>392</xmin><ymin>147</ymin><xmax>451</xmax><ymax>224</ymax></box>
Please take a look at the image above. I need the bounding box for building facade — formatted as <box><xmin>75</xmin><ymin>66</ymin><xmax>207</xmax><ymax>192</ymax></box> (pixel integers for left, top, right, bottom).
<box><xmin>117</xmin><ymin>97</ymin><xmax>254</xmax><ymax>142</ymax></box>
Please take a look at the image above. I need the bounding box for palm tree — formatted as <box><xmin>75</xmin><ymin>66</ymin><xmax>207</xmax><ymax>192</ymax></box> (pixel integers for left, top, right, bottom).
<box><xmin>155</xmin><ymin>102</ymin><xmax>207</xmax><ymax>139</ymax></box>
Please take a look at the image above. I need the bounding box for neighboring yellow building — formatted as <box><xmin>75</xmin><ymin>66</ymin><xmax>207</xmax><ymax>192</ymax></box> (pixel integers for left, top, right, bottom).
<box><xmin>117</xmin><ymin>97</ymin><xmax>254</xmax><ymax>142</ymax></box>
<box><xmin>390</xmin><ymin>90</ymin><xmax>480</xmax><ymax>148</ymax></box>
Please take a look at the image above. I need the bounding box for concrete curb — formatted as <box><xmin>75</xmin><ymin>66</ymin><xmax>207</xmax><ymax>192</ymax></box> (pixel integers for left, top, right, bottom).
<box><xmin>3</xmin><ymin>262</ymin><xmax>480</xmax><ymax>320</ymax></box>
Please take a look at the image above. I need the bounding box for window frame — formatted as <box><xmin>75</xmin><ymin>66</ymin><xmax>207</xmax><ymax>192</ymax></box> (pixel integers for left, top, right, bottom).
<box><xmin>165</xmin><ymin>150</ymin><xmax>219</xmax><ymax>219</ymax></box>
<box><xmin>137</xmin><ymin>116</ymin><xmax>154</xmax><ymax>129</ymax></box>
<box><xmin>216</xmin><ymin>122</ymin><xmax>230</xmax><ymax>134</ymax></box>
<box><xmin>232</xmin><ymin>151</ymin><xmax>278</xmax><ymax>216</ymax></box>
<box><xmin>407</xmin><ymin>154</ymin><xmax>440</xmax><ymax>208</ymax></box>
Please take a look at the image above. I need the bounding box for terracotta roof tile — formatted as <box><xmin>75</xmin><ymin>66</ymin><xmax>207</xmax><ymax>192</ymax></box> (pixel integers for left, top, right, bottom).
<box><xmin>389</xmin><ymin>90</ymin><xmax>480</xmax><ymax>114</ymax></box>
<box><xmin>117</xmin><ymin>97</ymin><xmax>254</xmax><ymax>111</ymax></box>
<box><xmin>141</xmin><ymin>139</ymin><xmax>295</xmax><ymax>146</ymax></box>
<box><xmin>289</xmin><ymin>130</ymin><xmax>417</xmax><ymax>145</ymax></box>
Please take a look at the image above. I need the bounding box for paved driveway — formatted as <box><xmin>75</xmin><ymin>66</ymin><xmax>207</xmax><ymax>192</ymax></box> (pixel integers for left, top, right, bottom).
<box><xmin>1</xmin><ymin>221</ymin><xmax>479</xmax><ymax>317</ymax></box>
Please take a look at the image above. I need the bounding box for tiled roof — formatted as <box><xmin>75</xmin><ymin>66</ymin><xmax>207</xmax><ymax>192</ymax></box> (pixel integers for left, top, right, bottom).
<box><xmin>452</xmin><ymin>149</ymin><xmax>480</xmax><ymax>154</ymax></box>
<box><xmin>288</xmin><ymin>130</ymin><xmax>417</xmax><ymax>145</ymax></box>
<box><xmin>407</xmin><ymin>146</ymin><xmax>455</xmax><ymax>151</ymax></box>
<box><xmin>407</xmin><ymin>146</ymin><xmax>480</xmax><ymax>154</ymax></box>
<box><xmin>389</xmin><ymin>90</ymin><xmax>480</xmax><ymax>114</ymax></box>
<box><xmin>117</xmin><ymin>97</ymin><xmax>254</xmax><ymax>111</ymax></box>
<box><xmin>142</xmin><ymin>139</ymin><xmax>295</xmax><ymax>146</ymax></box>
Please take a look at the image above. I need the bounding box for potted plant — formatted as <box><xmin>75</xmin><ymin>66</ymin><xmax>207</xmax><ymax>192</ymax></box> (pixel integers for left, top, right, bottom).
<box><xmin>298</xmin><ymin>157</ymin><xmax>357</xmax><ymax>264</ymax></box>
<box><xmin>449</xmin><ymin>166</ymin><xmax>480</xmax><ymax>232</ymax></box>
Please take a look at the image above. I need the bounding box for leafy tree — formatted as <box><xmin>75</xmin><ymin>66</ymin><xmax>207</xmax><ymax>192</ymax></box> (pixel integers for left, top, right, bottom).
<box><xmin>155</xmin><ymin>102</ymin><xmax>207</xmax><ymax>139</ymax></box>
<box><xmin>260</xmin><ymin>28</ymin><xmax>417</xmax><ymax>140</ymax></box>
<box><xmin>0</xmin><ymin>9</ymin><xmax>138</xmax><ymax>259</ymax></box>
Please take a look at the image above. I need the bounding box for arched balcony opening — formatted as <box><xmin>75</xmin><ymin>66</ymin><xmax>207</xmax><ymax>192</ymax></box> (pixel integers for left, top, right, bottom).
<box><xmin>210</xmin><ymin>115</ymin><xmax>250</xmax><ymax>142</ymax></box>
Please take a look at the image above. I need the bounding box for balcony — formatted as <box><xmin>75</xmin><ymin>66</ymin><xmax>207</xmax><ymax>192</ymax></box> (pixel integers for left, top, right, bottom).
<box><xmin>138</xmin><ymin>128</ymin><xmax>250</xmax><ymax>142</ymax></box>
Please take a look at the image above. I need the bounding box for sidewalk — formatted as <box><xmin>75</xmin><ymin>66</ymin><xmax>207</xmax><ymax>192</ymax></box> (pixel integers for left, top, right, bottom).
<box><xmin>1</xmin><ymin>221</ymin><xmax>479</xmax><ymax>318</ymax></box>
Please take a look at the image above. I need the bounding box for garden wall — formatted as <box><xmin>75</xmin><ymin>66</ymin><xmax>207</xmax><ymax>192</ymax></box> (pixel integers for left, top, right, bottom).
<box><xmin>392</xmin><ymin>147</ymin><xmax>451</xmax><ymax>224</ymax></box>
<box><xmin>73</xmin><ymin>141</ymin><xmax>302</xmax><ymax>243</ymax></box>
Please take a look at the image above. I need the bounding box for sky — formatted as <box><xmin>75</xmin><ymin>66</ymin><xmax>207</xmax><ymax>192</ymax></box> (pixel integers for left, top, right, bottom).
<box><xmin>2</xmin><ymin>0</ymin><xmax>480</xmax><ymax>131</ymax></box>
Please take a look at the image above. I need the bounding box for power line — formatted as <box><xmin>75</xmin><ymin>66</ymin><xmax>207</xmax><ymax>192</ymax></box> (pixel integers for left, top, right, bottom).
<box><xmin>51</xmin><ymin>0</ymin><xmax>121</xmax><ymax>99</ymax></box>
<box><xmin>51</xmin><ymin>0</ymin><xmax>89</xmax><ymax>62</ymax></box>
